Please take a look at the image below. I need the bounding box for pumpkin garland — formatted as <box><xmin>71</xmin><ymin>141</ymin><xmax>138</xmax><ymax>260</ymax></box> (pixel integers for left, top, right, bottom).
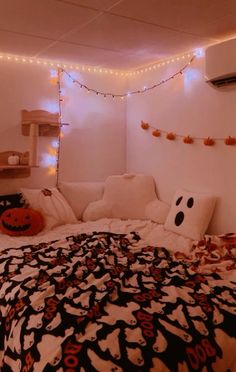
<box><xmin>152</xmin><ymin>129</ymin><xmax>161</xmax><ymax>137</ymax></box>
<box><xmin>224</xmin><ymin>136</ymin><xmax>236</xmax><ymax>145</ymax></box>
<box><xmin>141</xmin><ymin>120</ymin><xmax>149</xmax><ymax>130</ymax></box>
<box><xmin>183</xmin><ymin>136</ymin><xmax>194</xmax><ymax>144</ymax></box>
<box><xmin>204</xmin><ymin>137</ymin><xmax>215</xmax><ymax>146</ymax></box>
<box><xmin>141</xmin><ymin>121</ymin><xmax>236</xmax><ymax>146</ymax></box>
<box><xmin>166</xmin><ymin>132</ymin><xmax>176</xmax><ymax>141</ymax></box>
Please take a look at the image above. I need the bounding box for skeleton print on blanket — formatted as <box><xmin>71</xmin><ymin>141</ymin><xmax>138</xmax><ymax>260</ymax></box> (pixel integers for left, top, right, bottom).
<box><xmin>0</xmin><ymin>232</ymin><xmax>235</xmax><ymax>371</ymax></box>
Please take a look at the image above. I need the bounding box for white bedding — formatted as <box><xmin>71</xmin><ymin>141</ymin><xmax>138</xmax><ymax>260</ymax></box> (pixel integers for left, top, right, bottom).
<box><xmin>0</xmin><ymin>218</ymin><xmax>193</xmax><ymax>253</ymax></box>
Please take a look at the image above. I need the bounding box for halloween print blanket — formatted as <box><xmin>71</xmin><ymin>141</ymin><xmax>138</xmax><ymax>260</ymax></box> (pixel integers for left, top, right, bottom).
<box><xmin>173</xmin><ymin>232</ymin><xmax>236</xmax><ymax>274</ymax></box>
<box><xmin>0</xmin><ymin>231</ymin><xmax>235</xmax><ymax>371</ymax></box>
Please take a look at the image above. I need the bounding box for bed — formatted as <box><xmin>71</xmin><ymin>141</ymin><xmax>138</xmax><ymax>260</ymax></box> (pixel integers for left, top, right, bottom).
<box><xmin>0</xmin><ymin>176</ymin><xmax>235</xmax><ymax>372</ymax></box>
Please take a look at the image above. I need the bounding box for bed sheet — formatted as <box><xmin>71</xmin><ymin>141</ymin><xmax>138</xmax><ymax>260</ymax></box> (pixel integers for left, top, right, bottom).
<box><xmin>0</xmin><ymin>218</ymin><xmax>193</xmax><ymax>253</ymax></box>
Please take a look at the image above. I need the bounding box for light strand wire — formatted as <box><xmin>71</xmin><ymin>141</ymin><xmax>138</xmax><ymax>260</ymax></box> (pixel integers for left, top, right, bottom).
<box><xmin>56</xmin><ymin>68</ymin><xmax>63</xmax><ymax>188</ymax></box>
<box><xmin>61</xmin><ymin>56</ymin><xmax>195</xmax><ymax>98</ymax></box>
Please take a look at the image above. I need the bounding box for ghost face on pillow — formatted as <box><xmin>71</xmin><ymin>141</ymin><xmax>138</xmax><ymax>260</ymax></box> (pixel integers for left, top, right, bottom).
<box><xmin>174</xmin><ymin>195</ymin><xmax>194</xmax><ymax>226</ymax></box>
<box><xmin>164</xmin><ymin>190</ymin><xmax>216</xmax><ymax>241</ymax></box>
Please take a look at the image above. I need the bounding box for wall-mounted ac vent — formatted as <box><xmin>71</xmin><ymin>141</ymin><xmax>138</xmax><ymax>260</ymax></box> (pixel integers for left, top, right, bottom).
<box><xmin>205</xmin><ymin>38</ymin><xmax>236</xmax><ymax>87</ymax></box>
<box><xmin>209</xmin><ymin>75</ymin><xmax>236</xmax><ymax>87</ymax></box>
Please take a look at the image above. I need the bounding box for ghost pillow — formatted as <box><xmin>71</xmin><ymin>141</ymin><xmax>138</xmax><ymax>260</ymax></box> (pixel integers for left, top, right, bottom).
<box><xmin>164</xmin><ymin>189</ymin><xmax>216</xmax><ymax>240</ymax></box>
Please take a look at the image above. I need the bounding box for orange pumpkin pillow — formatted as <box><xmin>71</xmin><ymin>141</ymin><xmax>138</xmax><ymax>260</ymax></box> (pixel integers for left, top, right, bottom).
<box><xmin>0</xmin><ymin>208</ymin><xmax>44</xmax><ymax>236</ymax></box>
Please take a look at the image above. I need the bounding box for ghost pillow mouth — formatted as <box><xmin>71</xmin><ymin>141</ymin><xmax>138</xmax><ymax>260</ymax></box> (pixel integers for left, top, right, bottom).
<box><xmin>2</xmin><ymin>220</ymin><xmax>31</xmax><ymax>232</ymax></box>
<box><xmin>175</xmin><ymin>211</ymin><xmax>185</xmax><ymax>226</ymax></box>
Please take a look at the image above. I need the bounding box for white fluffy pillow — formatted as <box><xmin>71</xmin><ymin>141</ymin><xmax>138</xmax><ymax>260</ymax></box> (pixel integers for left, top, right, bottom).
<box><xmin>59</xmin><ymin>181</ymin><xmax>104</xmax><ymax>220</ymax></box>
<box><xmin>164</xmin><ymin>189</ymin><xmax>216</xmax><ymax>240</ymax></box>
<box><xmin>145</xmin><ymin>199</ymin><xmax>170</xmax><ymax>224</ymax></box>
<box><xmin>20</xmin><ymin>187</ymin><xmax>77</xmax><ymax>231</ymax></box>
<box><xmin>83</xmin><ymin>200</ymin><xmax>113</xmax><ymax>221</ymax></box>
<box><xmin>83</xmin><ymin>174</ymin><xmax>157</xmax><ymax>221</ymax></box>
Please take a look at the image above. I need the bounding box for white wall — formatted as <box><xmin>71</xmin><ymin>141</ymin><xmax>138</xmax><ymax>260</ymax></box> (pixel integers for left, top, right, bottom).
<box><xmin>0</xmin><ymin>61</ymin><xmax>127</xmax><ymax>194</ymax></box>
<box><xmin>1</xmin><ymin>55</ymin><xmax>236</xmax><ymax>234</ymax></box>
<box><xmin>126</xmin><ymin>55</ymin><xmax>236</xmax><ymax>234</ymax></box>
<box><xmin>59</xmin><ymin>71</ymin><xmax>127</xmax><ymax>182</ymax></box>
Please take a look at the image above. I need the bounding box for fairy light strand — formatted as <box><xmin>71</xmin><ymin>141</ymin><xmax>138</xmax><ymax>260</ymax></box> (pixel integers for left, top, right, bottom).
<box><xmin>56</xmin><ymin>68</ymin><xmax>63</xmax><ymax>187</ymax></box>
<box><xmin>0</xmin><ymin>51</ymin><xmax>196</xmax><ymax>76</ymax></box>
<box><xmin>61</xmin><ymin>56</ymin><xmax>195</xmax><ymax>99</ymax></box>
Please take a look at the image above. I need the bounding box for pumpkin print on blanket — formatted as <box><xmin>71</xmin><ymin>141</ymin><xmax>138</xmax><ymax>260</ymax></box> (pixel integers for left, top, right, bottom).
<box><xmin>0</xmin><ymin>207</ymin><xmax>44</xmax><ymax>236</ymax></box>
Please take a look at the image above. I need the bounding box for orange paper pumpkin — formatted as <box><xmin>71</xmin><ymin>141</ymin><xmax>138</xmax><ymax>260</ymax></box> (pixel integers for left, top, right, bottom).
<box><xmin>166</xmin><ymin>132</ymin><xmax>176</xmax><ymax>140</ymax></box>
<box><xmin>141</xmin><ymin>121</ymin><xmax>149</xmax><ymax>130</ymax></box>
<box><xmin>204</xmin><ymin>137</ymin><xmax>215</xmax><ymax>146</ymax></box>
<box><xmin>224</xmin><ymin>136</ymin><xmax>236</xmax><ymax>145</ymax></box>
<box><xmin>152</xmin><ymin>129</ymin><xmax>161</xmax><ymax>137</ymax></box>
<box><xmin>0</xmin><ymin>208</ymin><xmax>44</xmax><ymax>236</ymax></box>
<box><xmin>183</xmin><ymin>136</ymin><xmax>193</xmax><ymax>144</ymax></box>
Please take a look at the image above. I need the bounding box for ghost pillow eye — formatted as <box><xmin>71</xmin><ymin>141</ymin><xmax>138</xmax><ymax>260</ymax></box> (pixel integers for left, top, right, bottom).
<box><xmin>176</xmin><ymin>196</ymin><xmax>183</xmax><ymax>206</ymax></box>
<box><xmin>187</xmin><ymin>197</ymin><xmax>194</xmax><ymax>208</ymax></box>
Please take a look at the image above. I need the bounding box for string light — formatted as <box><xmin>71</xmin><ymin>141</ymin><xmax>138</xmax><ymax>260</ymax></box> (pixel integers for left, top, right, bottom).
<box><xmin>50</xmin><ymin>69</ymin><xmax>59</xmax><ymax>85</ymax></box>
<box><xmin>128</xmin><ymin>52</ymin><xmax>197</xmax><ymax>76</ymax></box>
<box><xmin>55</xmin><ymin>68</ymin><xmax>63</xmax><ymax>186</ymax></box>
<box><xmin>0</xmin><ymin>50</ymin><xmax>198</xmax><ymax>76</ymax></box>
<box><xmin>44</xmin><ymin>69</ymin><xmax>69</xmax><ymax>180</ymax></box>
<box><xmin>48</xmin><ymin>165</ymin><xmax>57</xmax><ymax>176</ymax></box>
<box><xmin>140</xmin><ymin>121</ymin><xmax>236</xmax><ymax>146</ymax></box>
<box><xmin>61</xmin><ymin>56</ymin><xmax>195</xmax><ymax>99</ymax></box>
<box><xmin>52</xmin><ymin>51</ymin><xmax>196</xmax><ymax>181</ymax></box>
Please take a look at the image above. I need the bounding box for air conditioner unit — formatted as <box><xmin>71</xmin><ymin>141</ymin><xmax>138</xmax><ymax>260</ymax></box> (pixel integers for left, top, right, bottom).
<box><xmin>205</xmin><ymin>38</ymin><xmax>236</xmax><ymax>87</ymax></box>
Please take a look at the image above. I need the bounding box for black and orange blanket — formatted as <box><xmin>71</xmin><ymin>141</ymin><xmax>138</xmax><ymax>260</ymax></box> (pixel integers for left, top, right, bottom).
<box><xmin>0</xmin><ymin>232</ymin><xmax>235</xmax><ymax>371</ymax></box>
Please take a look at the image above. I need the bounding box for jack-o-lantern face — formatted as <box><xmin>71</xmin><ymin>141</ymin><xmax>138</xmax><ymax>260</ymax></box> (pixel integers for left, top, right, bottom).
<box><xmin>0</xmin><ymin>208</ymin><xmax>44</xmax><ymax>236</ymax></box>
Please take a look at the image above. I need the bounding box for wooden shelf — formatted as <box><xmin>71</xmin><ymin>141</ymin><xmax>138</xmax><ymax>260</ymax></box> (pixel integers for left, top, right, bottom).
<box><xmin>0</xmin><ymin>151</ymin><xmax>32</xmax><ymax>178</ymax></box>
<box><xmin>21</xmin><ymin>109</ymin><xmax>60</xmax><ymax>137</ymax></box>
<box><xmin>0</xmin><ymin>165</ymin><xmax>31</xmax><ymax>170</ymax></box>
<box><xmin>0</xmin><ymin>110</ymin><xmax>62</xmax><ymax>178</ymax></box>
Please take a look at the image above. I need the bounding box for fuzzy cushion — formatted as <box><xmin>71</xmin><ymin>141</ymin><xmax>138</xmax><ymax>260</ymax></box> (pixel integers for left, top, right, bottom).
<box><xmin>0</xmin><ymin>208</ymin><xmax>44</xmax><ymax>236</ymax></box>
<box><xmin>145</xmin><ymin>199</ymin><xmax>170</xmax><ymax>224</ymax></box>
<box><xmin>20</xmin><ymin>187</ymin><xmax>77</xmax><ymax>231</ymax></box>
<box><xmin>164</xmin><ymin>189</ymin><xmax>216</xmax><ymax>240</ymax></box>
<box><xmin>83</xmin><ymin>174</ymin><xmax>157</xmax><ymax>221</ymax></box>
<box><xmin>59</xmin><ymin>181</ymin><xmax>104</xmax><ymax>220</ymax></box>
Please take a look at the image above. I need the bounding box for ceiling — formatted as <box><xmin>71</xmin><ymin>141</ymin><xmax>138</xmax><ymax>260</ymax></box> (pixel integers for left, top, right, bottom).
<box><xmin>0</xmin><ymin>0</ymin><xmax>236</xmax><ymax>70</ymax></box>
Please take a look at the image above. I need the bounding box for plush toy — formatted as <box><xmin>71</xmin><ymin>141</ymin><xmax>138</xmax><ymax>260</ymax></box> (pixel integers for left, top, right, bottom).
<box><xmin>0</xmin><ymin>208</ymin><xmax>44</xmax><ymax>236</ymax></box>
<box><xmin>8</xmin><ymin>153</ymin><xmax>20</xmax><ymax>165</ymax></box>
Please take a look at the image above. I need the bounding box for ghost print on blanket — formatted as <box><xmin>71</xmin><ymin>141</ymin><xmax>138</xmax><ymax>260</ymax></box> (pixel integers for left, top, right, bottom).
<box><xmin>0</xmin><ymin>231</ymin><xmax>235</xmax><ymax>371</ymax></box>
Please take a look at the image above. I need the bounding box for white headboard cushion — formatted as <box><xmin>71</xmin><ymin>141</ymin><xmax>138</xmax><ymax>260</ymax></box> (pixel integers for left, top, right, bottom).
<box><xmin>145</xmin><ymin>199</ymin><xmax>170</xmax><ymax>224</ymax></box>
<box><xmin>83</xmin><ymin>173</ymin><xmax>158</xmax><ymax>221</ymax></box>
<box><xmin>60</xmin><ymin>181</ymin><xmax>104</xmax><ymax>220</ymax></box>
